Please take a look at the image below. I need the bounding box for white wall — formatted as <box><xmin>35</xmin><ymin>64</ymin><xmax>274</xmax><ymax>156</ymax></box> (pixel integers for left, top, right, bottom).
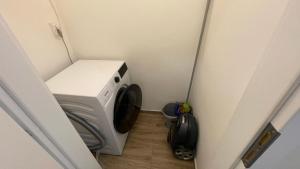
<box><xmin>189</xmin><ymin>0</ymin><xmax>291</xmax><ymax>169</ymax></box>
<box><xmin>52</xmin><ymin>0</ymin><xmax>207</xmax><ymax>110</ymax></box>
<box><xmin>0</xmin><ymin>0</ymin><xmax>75</xmax><ymax>80</ymax></box>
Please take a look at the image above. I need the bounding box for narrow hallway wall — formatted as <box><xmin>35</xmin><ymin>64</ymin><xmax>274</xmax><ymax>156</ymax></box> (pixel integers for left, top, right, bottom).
<box><xmin>189</xmin><ymin>0</ymin><xmax>291</xmax><ymax>168</ymax></box>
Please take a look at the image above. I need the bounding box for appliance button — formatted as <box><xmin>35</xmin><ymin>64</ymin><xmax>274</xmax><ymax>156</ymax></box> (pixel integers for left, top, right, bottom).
<box><xmin>114</xmin><ymin>76</ymin><xmax>120</xmax><ymax>83</ymax></box>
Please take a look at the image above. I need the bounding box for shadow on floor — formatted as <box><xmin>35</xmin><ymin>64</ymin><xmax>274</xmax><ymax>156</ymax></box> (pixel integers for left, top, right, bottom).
<box><xmin>99</xmin><ymin>111</ymin><xmax>195</xmax><ymax>169</ymax></box>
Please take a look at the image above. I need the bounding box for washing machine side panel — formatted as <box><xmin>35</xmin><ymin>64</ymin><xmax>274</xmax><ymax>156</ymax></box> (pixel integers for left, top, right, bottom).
<box><xmin>53</xmin><ymin>94</ymin><xmax>122</xmax><ymax>155</ymax></box>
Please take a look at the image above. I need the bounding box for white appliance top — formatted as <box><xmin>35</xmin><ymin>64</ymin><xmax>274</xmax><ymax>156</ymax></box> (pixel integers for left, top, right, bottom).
<box><xmin>46</xmin><ymin>60</ymin><xmax>124</xmax><ymax>97</ymax></box>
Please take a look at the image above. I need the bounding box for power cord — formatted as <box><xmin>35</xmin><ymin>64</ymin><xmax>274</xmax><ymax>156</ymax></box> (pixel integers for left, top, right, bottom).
<box><xmin>55</xmin><ymin>27</ymin><xmax>73</xmax><ymax>64</ymax></box>
<box><xmin>48</xmin><ymin>0</ymin><xmax>73</xmax><ymax>64</ymax></box>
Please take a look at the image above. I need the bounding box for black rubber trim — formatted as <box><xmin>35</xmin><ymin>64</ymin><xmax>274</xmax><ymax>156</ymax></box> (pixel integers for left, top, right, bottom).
<box><xmin>113</xmin><ymin>84</ymin><xmax>142</xmax><ymax>133</ymax></box>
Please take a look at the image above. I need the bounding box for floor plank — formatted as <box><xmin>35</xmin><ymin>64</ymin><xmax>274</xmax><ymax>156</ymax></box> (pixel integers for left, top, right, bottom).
<box><xmin>99</xmin><ymin>111</ymin><xmax>195</xmax><ymax>169</ymax></box>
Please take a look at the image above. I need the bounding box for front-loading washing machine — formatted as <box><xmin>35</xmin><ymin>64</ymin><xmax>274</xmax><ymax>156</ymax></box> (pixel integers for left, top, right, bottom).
<box><xmin>46</xmin><ymin>60</ymin><xmax>142</xmax><ymax>155</ymax></box>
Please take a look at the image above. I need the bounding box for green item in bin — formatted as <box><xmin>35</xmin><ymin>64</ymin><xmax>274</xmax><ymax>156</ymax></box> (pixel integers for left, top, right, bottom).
<box><xmin>180</xmin><ymin>102</ymin><xmax>191</xmax><ymax>113</ymax></box>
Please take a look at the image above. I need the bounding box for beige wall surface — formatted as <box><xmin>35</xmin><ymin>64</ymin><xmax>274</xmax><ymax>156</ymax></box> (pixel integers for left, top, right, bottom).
<box><xmin>190</xmin><ymin>0</ymin><xmax>291</xmax><ymax>168</ymax></box>
<box><xmin>52</xmin><ymin>0</ymin><xmax>207</xmax><ymax>110</ymax></box>
<box><xmin>0</xmin><ymin>0</ymin><xmax>74</xmax><ymax>80</ymax></box>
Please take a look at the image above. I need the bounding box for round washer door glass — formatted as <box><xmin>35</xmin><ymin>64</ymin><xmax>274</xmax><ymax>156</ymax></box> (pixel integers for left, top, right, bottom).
<box><xmin>114</xmin><ymin>84</ymin><xmax>142</xmax><ymax>133</ymax></box>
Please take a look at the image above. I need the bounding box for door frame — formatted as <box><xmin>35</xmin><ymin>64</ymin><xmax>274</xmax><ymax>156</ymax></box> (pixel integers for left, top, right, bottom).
<box><xmin>0</xmin><ymin>106</ymin><xmax>65</xmax><ymax>169</ymax></box>
<box><xmin>0</xmin><ymin>15</ymin><xmax>101</xmax><ymax>169</ymax></box>
<box><xmin>0</xmin><ymin>85</ymin><xmax>76</xmax><ymax>169</ymax></box>
<box><xmin>234</xmin><ymin>80</ymin><xmax>300</xmax><ymax>169</ymax></box>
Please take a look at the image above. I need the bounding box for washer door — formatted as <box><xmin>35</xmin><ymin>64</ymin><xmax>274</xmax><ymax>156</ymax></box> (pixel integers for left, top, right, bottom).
<box><xmin>114</xmin><ymin>84</ymin><xmax>142</xmax><ymax>133</ymax></box>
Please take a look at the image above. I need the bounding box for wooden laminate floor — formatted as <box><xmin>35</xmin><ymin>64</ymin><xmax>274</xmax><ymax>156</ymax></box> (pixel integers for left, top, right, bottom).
<box><xmin>99</xmin><ymin>111</ymin><xmax>195</xmax><ymax>169</ymax></box>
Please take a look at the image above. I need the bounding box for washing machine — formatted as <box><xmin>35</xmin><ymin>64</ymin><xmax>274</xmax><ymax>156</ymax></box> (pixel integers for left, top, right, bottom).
<box><xmin>46</xmin><ymin>60</ymin><xmax>142</xmax><ymax>155</ymax></box>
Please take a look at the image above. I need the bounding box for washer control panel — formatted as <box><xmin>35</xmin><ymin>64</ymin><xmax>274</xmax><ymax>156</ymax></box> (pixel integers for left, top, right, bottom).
<box><xmin>99</xmin><ymin>86</ymin><xmax>112</xmax><ymax>106</ymax></box>
<box><xmin>99</xmin><ymin>74</ymin><xmax>119</xmax><ymax>106</ymax></box>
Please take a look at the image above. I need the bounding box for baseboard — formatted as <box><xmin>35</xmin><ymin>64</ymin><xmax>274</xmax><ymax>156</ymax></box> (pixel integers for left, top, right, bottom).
<box><xmin>141</xmin><ymin>109</ymin><xmax>162</xmax><ymax>113</ymax></box>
